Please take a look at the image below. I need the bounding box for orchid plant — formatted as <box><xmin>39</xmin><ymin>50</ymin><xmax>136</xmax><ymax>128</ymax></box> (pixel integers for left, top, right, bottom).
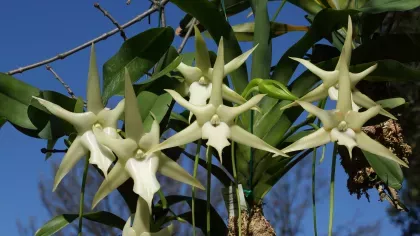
<box><xmin>4</xmin><ymin>1</ymin><xmax>419</xmax><ymax>235</ymax></box>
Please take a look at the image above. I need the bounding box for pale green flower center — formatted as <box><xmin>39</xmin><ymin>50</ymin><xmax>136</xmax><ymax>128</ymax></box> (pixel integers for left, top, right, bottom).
<box><xmin>337</xmin><ymin>121</ymin><xmax>348</xmax><ymax>132</ymax></box>
<box><xmin>198</xmin><ymin>76</ymin><xmax>210</xmax><ymax>85</ymax></box>
<box><xmin>210</xmin><ymin>114</ymin><xmax>221</xmax><ymax>127</ymax></box>
<box><xmin>135</xmin><ymin>149</ymin><xmax>145</xmax><ymax>160</ymax></box>
<box><xmin>93</xmin><ymin>123</ymin><xmax>103</xmax><ymax>129</ymax></box>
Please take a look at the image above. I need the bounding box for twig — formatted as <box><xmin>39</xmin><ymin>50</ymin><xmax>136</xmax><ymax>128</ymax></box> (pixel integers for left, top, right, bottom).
<box><xmin>177</xmin><ymin>18</ymin><xmax>197</xmax><ymax>53</ymax></box>
<box><xmin>160</xmin><ymin>6</ymin><xmax>166</xmax><ymax>27</ymax></box>
<box><xmin>41</xmin><ymin>148</ymin><xmax>68</xmax><ymax>154</ymax></box>
<box><xmin>7</xmin><ymin>0</ymin><xmax>169</xmax><ymax>75</ymax></box>
<box><xmin>46</xmin><ymin>65</ymin><xmax>77</xmax><ymax>99</ymax></box>
<box><xmin>94</xmin><ymin>3</ymin><xmax>127</xmax><ymax>41</ymax></box>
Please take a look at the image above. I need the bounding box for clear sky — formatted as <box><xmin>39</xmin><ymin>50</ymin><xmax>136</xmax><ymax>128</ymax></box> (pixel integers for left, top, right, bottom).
<box><xmin>0</xmin><ymin>1</ymin><xmax>402</xmax><ymax>235</ymax></box>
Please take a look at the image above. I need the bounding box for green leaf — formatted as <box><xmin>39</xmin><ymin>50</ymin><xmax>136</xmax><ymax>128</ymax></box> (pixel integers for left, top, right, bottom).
<box><xmin>171</xmin><ymin>0</ymin><xmax>249</xmax><ymax>94</ymax></box>
<box><xmin>271</xmin><ymin>9</ymin><xmax>358</xmax><ymax>85</ymax></box>
<box><xmin>284</xmin><ymin>129</ymin><xmax>315</xmax><ymax>143</ymax></box>
<box><xmin>45</xmin><ymin>139</ymin><xmax>58</xmax><ymax>160</ymax></box>
<box><xmin>0</xmin><ymin>72</ymin><xmax>40</xmax><ymax>129</ymax></box>
<box><xmin>35</xmin><ymin>211</ymin><xmax>125</xmax><ymax>236</ymax></box>
<box><xmin>150</xmin><ymin>56</ymin><xmax>182</xmax><ymax>81</ymax></box>
<box><xmin>286</xmin><ymin>0</ymin><xmax>324</xmax><ymax>15</ymax></box>
<box><xmin>0</xmin><ymin>117</ymin><xmax>6</xmax><ymax>130</ymax></box>
<box><xmin>362</xmin><ymin>150</ymin><xmax>404</xmax><ymax>190</ymax></box>
<box><xmin>137</xmin><ymin>91</ymin><xmax>172</xmax><ymax>132</ymax></box>
<box><xmin>376</xmin><ymin>98</ymin><xmax>406</xmax><ymax>109</ymax></box>
<box><xmin>82</xmin><ymin>211</ymin><xmax>126</xmax><ymax>230</ymax></box>
<box><xmin>228</xmin><ymin>21</ymin><xmax>309</xmax><ymax>42</ymax></box>
<box><xmin>35</xmin><ymin>214</ymin><xmax>78</xmax><ymax>236</ymax></box>
<box><xmin>102</xmin><ymin>27</ymin><xmax>175</xmax><ymax>102</ymax></box>
<box><xmin>359</xmin><ymin>0</ymin><xmax>420</xmax><ymax>13</ymax></box>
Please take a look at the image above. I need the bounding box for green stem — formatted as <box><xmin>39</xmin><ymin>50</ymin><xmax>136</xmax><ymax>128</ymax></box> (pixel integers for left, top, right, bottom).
<box><xmin>206</xmin><ymin>148</ymin><xmax>212</xmax><ymax>235</ymax></box>
<box><xmin>78</xmin><ymin>155</ymin><xmax>90</xmax><ymax>236</ymax></box>
<box><xmin>328</xmin><ymin>144</ymin><xmax>338</xmax><ymax>236</ymax></box>
<box><xmin>231</xmin><ymin>139</ymin><xmax>242</xmax><ymax>236</ymax></box>
<box><xmin>192</xmin><ymin>140</ymin><xmax>202</xmax><ymax>236</ymax></box>
<box><xmin>271</xmin><ymin>0</ymin><xmax>287</xmax><ymax>22</ymax></box>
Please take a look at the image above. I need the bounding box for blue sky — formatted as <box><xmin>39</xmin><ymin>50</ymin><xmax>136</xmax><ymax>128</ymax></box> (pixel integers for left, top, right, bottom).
<box><xmin>0</xmin><ymin>0</ymin><xmax>402</xmax><ymax>235</ymax></box>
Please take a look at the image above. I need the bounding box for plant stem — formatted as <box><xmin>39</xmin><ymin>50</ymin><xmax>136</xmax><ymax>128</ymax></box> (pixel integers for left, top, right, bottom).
<box><xmin>231</xmin><ymin>139</ymin><xmax>242</xmax><ymax>236</ymax></box>
<box><xmin>328</xmin><ymin>144</ymin><xmax>338</xmax><ymax>236</ymax></box>
<box><xmin>206</xmin><ymin>148</ymin><xmax>212</xmax><ymax>235</ymax></box>
<box><xmin>192</xmin><ymin>140</ymin><xmax>202</xmax><ymax>236</ymax></box>
<box><xmin>78</xmin><ymin>155</ymin><xmax>90</xmax><ymax>236</ymax></box>
<box><xmin>271</xmin><ymin>0</ymin><xmax>287</xmax><ymax>21</ymax></box>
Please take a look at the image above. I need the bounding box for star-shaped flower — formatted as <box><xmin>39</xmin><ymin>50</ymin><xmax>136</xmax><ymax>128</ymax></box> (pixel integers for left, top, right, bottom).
<box><xmin>122</xmin><ymin>197</ymin><xmax>173</xmax><ymax>236</ymax></box>
<box><xmin>147</xmin><ymin>37</ymin><xmax>288</xmax><ymax>162</ymax></box>
<box><xmin>281</xmin><ymin>20</ymin><xmax>408</xmax><ymax>168</ymax></box>
<box><xmin>281</xmin><ymin>16</ymin><xmax>396</xmax><ymax>120</ymax></box>
<box><xmin>32</xmin><ymin>44</ymin><xmax>124</xmax><ymax>190</ymax></box>
<box><xmin>91</xmin><ymin>68</ymin><xmax>204</xmax><ymax>210</ymax></box>
<box><xmin>177</xmin><ymin>26</ymin><xmax>257</xmax><ymax>107</ymax></box>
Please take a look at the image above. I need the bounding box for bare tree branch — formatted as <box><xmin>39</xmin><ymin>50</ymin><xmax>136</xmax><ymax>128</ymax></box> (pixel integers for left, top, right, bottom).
<box><xmin>7</xmin><ymin>0</ymin><xmax>169</xmax><ymax>75</ymax></box>
<box><xmin>94</xmin><ymin>3</ymin><xmax>127</xmax><ymax>41</ymax></box>
<box><xmin>46</xmin><ymin>65</ymin><xmax>77</xmax><ymax>99</ymax></box>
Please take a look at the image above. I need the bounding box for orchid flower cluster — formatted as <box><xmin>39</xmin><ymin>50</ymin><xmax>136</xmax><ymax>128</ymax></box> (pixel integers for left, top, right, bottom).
<box><xmin>280</xmin><ymin>16</ymin><xmax>408</xmax><ymax>168</ymax></box>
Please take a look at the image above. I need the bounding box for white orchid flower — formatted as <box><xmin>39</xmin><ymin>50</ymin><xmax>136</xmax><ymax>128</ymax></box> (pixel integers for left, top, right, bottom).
<box><xmin>281</xmin><ymin>18</ymin><xmax>408</xmax><ymax>168</ymax></box>
<box><xmin>147</xmin><ymin>37</ymin><xmax>288</xmax><ymax>163</ymax></box>
<box><xmin>122</xmin><ymin>197</ymin><xmax>173</xmax><ymax>236</ymax></box>
<box><xmin>177</xmin><ymin>26</ymin><xmax>257</xmax><ymax>107</ymax></box>
<box><xmin>91</xmin><ymin>68</ymin><xmax>204</xmax><ymax>210</ymax></box>
<box><xmin>281</xmin><ymin>16</ymin><xmax>396</xmax><ymax>120</ymax></box>
<box><xmin>32</xmin><ymin>44</ymin><xmax>124</xmax><ymax>190</ymax></box>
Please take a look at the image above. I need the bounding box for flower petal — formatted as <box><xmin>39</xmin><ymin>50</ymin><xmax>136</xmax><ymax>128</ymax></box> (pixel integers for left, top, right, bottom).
<box><xmin>328</xmin><ymin>87</ymin><xmax>360</xmax><ymax>111</ymax></box>
<box><xmin>349</xmin><ymin>64</ymin><xmax>377</xmax><ymax>86</ymax></box>
<box><xmin>330</xmin><ymin>128</ymin><xmax>357</xmax><ymax>158</ymax></box>
<box><xmin>125</xmin><ymin>155</ymin><xmax>160</xmax><ymax>210</ymax></box>
<box><xmin>87</xmin><ymin>44</ymin><xmax>105</xmax><ymax>114</ymax></box>
<box><xmin>140</xmin><ymin>225</ymin><xmax>174</xmax><ymax>236</ymax></box>
<box><xmin>92</xmin><ymin>161</ymin><xmax>130</xmax><ymax>209</ymax></box>
<box><xmin>218</xmin><ymin>94</ymin><xmax>265</xmax><ymax>124</ymax></box>
<box><xmin>81</xmin><ymin>130</ymin><xmax>115</xmax><ymax>177</ymax></box>
<box><xmin>188</xmin><ymin>82</ymin><xmax>212</xmax><ymax>106</ymax></box>
<box><xmin>335</xmin><ymin>16</ymin><xmax>353</xmax><ymax>71</ymax></box>
<box><xmin>202</xmin><ymin>122</ymin><xmax>231</xmax><ymax>161</ymax></box>
<box><xmin>346</xmin><ymin>106</ymin><xmax>381</xmax><ymax>132</ymax></box>
<box><xmin>282</xmin><ymin>128</ymin><xmax>331</xmax><ymax>153</ymax></box>
<box><xmin>53</xmin><ymin>136</ymin><xmax>88</xmax><ymax>191</ymax></box>
<box><xmin>356</xmin><ymin>132</ymin><xmax>408</xmax><ymax>167</ymax></box>
<box><xmin>147</xmin><ymin>121</ymin><xmax>202</xmax><ymax>155</ymax></box>
<box><xmin>123</xmin><ymin>216</ymin><xmax>137</xmax><ymax>236</ymax></box>
<box><xmin>296</xmin><ymin>101</ymin><xmax>337</xmax><ymax>130</ymax></box>
<box><xmin>125</xmin><ymin>68</ymin><xmax>145</xmax><ymax>141</ymax></box>
<box><xmin>93</xmin><ymin>127</ymin><xmax>137</xmax><ymax>161</ymax></box>
<box><xmin>209</xmin><ymin>37</ymin><xmax>225</xmax><ymax>107</ymax></box>
<box><xmin>289</xmin><ymin>57</ymin><xmax>339</xmax><ymax>87</ymax></box>
<box><xmin>97</xmin><ymin>99</ymin><xmax>125</xmax><ymax>128</ymax></box>
<box><xmin>138</xmin><ymin>118</ymin><xmax>160</xmax><ymax>150</ymax></box>
<box><xmin>132</xmin><ymin>197</ymin><xmax>151</xmax><ymax>235</ymax></box>
<box><xmin>164</xmin><ymin>89</ymin><xmax>215</xmax><ymax>125</ymax></box>
<box><xmin>194</xmin><ymin>26</ymin><xmax>211</xmax><ymax>72</ymax></box>
<box><xmin>222</xmin><ymin>84</ymin><xmax>246</xmax><ymax>105</ymax></box>
<box><xmin>177</xmin><ymin>62</ymin><xmax>202</xmax><ymax>84</ymax></box>
<box><xmin>224</xmin><ymin>45</ymin><xmax>258</xmax><ymax>75</ymax></box>
<box><xmin>352</xmin><ymin>90</ymin><xmax>397</xmax><ymax>120</ymax></box>
<box><xmin>230</xmin><ymin>125</ymin><xmax>288</xmax><ymax>157</ymax></box>
<box><xmin>280</xmin><ymin>84</ymin><xmax>329</xmax><ymax>111</ymax></box>
<box><xmin>32</xmin><ymin>96</ymin><xmax>96</xmax><ymax>133</ymax></box>
<box><xmin>158</xmin><ymin>152</ymin><xmax>205</xmax><ymax>190</ymax></box>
